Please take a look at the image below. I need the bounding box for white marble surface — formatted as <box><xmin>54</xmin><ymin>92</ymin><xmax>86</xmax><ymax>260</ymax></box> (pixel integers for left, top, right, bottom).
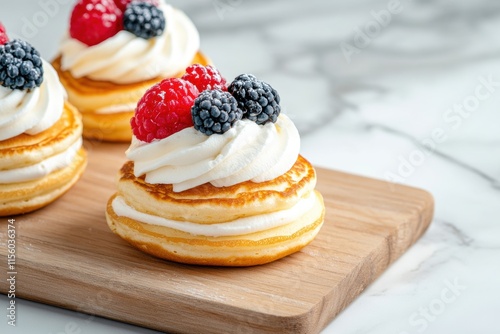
<box><xmin>2</xmin><ymin>0</ymin><xmax>500</xmax><ymax>333</ymax></box>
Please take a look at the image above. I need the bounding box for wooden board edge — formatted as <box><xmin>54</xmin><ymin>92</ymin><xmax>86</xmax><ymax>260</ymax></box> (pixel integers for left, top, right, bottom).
<box><xmin>1</xmin><ymin>260</ymin><xmax>310</xmax><ymax>334</ymax></box>
<box><xmin>306</xmin><ymin>187</ymin><xmax>434</xmax><ymax>333</ymax></box>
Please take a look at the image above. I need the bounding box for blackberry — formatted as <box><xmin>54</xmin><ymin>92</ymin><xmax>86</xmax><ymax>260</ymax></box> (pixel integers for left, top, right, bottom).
<box><xmin>123</xmin><ymin>2</ymin><xmax>166</xmax><ymax>39</ymax></box>
<box><xmin>191</xmin><ymin>89</ymin><xmax>242</xmax><ymax>135</ymax></box>
<box><xmin>228</xmin><ymin>74</ymin><xmax>281</xmax><ymax>125</ymax></box>
<box><xmin>0</xmin><ymin>39</ymin><xmax>43</xmax><ymax>90</ymax></box>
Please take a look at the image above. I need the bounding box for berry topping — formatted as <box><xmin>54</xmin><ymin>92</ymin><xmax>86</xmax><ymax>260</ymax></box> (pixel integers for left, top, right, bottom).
<box><xmin>123</xmin><ymin>1</ymin><xmax>165</xmax><ymax>39</ymax></box>
<box><xmin>0</xmin><ymin>23</ymin><xmax>9</xmax><ymax>45</ymax></box>
<box><xmin>228</xmin><ymin>74</ymin><xmax>281</xmax><ymax>125</ymax></box>
<box><xmin>182</xmin><ymin>64</ymin><xmax>227</xmax><ymax>93</ymax></box>
<box><xmin>70</xmin><ymin>0</ymin><xmax>123</xmax><ymax>47</ymax></box>
<box><xmin>114</xmin><ymin>0</ymin><xmax>159</xmax><ymax>12</ymax></box>
<box><xmin>0</xmin><ymin>40</ymin><xmax>44</xmax><ymax>90</ymax></box>
<box><xmin>191</xmin><ymin>89</ymin><xmax>242</xmax><ymax>136</ymax></box>
<box><xmin>131</xmin><ymin>78</ymin><xmax>199</xmax><ymax>142</ymax></box>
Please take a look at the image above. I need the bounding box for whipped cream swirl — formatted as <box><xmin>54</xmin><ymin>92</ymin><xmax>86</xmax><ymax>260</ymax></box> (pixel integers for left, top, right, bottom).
<box><xmin>58</xmin><ymin>1</ymin><xmax>200</xmax><ymax>84</ymax></box>
<box><xmin>0</xmin><ymin>59</ymin><xmax>65</xmax><ymax>141</ymax></box>
<box><xmin>126</xmin><ymin>114</ymin><xmax>301</xmax><ymax>192</ymax></box>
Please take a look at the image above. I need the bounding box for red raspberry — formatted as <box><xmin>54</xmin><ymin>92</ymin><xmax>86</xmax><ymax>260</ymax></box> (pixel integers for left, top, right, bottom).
<box><xmin>182</xmin><ymin>64</ymin><xmax>227</xmax><ymax>93</ymax></box>
<box><xmin>131</xmin><ymin>78</ymin><xmax>199</xmax><ymax>142</ymax></box>
<box><xmin>0</xmin><ymin>23</ymin><xmax>9</xmax><ymax>45</ymax></box>
<box><xmin>70</xmin><ymin>0</ymin><xmax>123</xmax><ymax>46</ymax></box>
<box><xmin>114</xmin><ymin>0</ymin><xmax>159</xmax><ymax>11</ymax></box>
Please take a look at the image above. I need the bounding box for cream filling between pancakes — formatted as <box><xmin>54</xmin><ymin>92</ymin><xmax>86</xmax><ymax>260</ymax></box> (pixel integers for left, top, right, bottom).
<box><xmin>58</xmin><ymin>1</ymin><xmax>200</xmax><ymax>85</ymax></box>
<box><xmin>0</xmin><ymin>138</ymin><xmax>82</xmax><ymax>184</ymax></box>
<box><xmin>112</xmin><ymin>191</ymin><xmax>316</xmax><ymax>237</ymax></box>
<box><xmin>0</xmin><ymin>59</ymin><xmax>65</xmax><ymax>141</ymax></box>
<box><xmin>127</xmin><ymin>114</ymin><xmax>301</xmax><ymax>192</ymax></box>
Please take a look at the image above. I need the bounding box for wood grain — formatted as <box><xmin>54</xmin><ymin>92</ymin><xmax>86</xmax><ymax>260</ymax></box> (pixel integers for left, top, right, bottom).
<box><xmin>0</xmin><ymin>141</ymin><xmax>434</xmax><ymax>334</ymax></box>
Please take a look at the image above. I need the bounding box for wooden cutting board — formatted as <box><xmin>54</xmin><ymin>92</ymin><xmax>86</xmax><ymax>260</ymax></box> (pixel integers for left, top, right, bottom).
<box><xmin>0</xmin><ymin>141</ymin><xmax>434</xmax><ymax>334</ymax></box>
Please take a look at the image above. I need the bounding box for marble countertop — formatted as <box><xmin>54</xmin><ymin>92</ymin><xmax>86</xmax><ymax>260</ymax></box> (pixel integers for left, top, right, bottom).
<box><xmin>2</xmin><ymin>0</ymin><xmax>499</xmax><ymax>333</ymax></box>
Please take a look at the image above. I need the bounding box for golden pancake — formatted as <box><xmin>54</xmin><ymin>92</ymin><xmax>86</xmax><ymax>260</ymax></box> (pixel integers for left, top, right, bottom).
<box><xmin>0</xmin><ymin>102</ymin><xmax>82</xmax><ymax>169</ymax></box>
<box><xmin>52</xmin><ymin>52</ymin><xmax>211</xmax><ymax>142</ymax></box>
<box><xmin>117</xmin><ymin>155</ymin><xmax>317</xmax><ymax>224</ymax></box>
<box><xmin>80</xmin><ymin>110</ymin><xmax>135</xmax><ymax>143</ymax></box>
<box><xmin>0</xmin><ymin>102</ymin><xmax>87</xmax><ymax>216</ymax></box>
<box><xmin>105</xmin><ymin>155</ymin><xmax>325</xmax><ymax>266</ymax></box>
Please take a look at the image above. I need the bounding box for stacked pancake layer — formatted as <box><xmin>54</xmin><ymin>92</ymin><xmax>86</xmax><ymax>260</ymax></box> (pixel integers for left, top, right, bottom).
<box><xmin>0</xmin><ymin>102</ymin><xmax>86</xmax><ymax>216</ymax></box>
<box><xmin>106</xmin><ymin>155</ymin><xmax>324</xmax><ymax>266</ymax></box>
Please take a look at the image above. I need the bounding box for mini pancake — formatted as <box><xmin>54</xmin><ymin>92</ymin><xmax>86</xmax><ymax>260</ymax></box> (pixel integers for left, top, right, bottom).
<box><xmin>52</xmin><ymin>52</ymin><xmax>211</xmax><ymax>142</ymax></box>
<box><xmin>116</xmin><ymin>155</ymin><xmax>317</xmax><ymax>224</ymax></box>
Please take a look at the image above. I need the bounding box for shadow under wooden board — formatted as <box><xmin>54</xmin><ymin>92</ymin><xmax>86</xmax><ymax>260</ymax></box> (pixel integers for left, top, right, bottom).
<box><xmin>0</xmin><ymin>141</ymin><xmax>434</xmax><ymax>334</ymax></box>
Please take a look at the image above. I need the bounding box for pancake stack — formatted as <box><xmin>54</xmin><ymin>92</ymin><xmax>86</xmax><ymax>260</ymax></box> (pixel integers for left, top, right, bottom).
<box><xmin>53</xmin><ymin>0</ymin><xmax>211</xmax><ymax>142</ymax></box>
<box><xmin>106</xmin><ymin>156</ymin><xmax>324</xmax><ymax>266</ymax></box>
<box><xmin>0</xmin><ymin>104</ymin><xmax>86</xmax><ymax>216</ymax></box>
<box><xmin>105</xmin><ymin>68</ymin><xmax>325</xmax><ymax>266</ymax></box>
<box><xmin>0</xmin><ymin>36</ymin><xmax>86</xmax><ymax>216</ymax></box>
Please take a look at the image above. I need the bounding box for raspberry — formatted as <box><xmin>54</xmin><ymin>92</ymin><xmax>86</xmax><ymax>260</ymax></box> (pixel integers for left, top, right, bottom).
<box><xmin>0</xmin><ymin>39</ymin><xmax>44</xmax><ymax>90</ymax></box>
<box><xmin>131</xmin><ymin>78</ymin><xmax>199</xmax><ymax>142</ymax></box>
<box><xmin>192</xmin><ymin>89</ymin><xmax>242</xmax><ymax>135</ymax></box>
<box><xmin>114</xmin><ymin>0</ymin><xmax>159</xmax><ymax>11</ymax></box>
<box><xmin>182</xmin><ymin>64</ymin><xmax>227</xmax><ymax>93</ymax></box>
<box><xmin>123</xmin><ymin>2</ymin><xmax>165</xmax><ymax>39</ymax></box>
<box><xmin>228</xmin><ymin>74</ymin><xmax>281</xmax><ymax>125</ymax></box>
<box><xmin>0</xmin><ymin>23</ymin><xmax>8</xmax><ymax>45</ymax></box>
<box><xmin>70</xmin><ymin>0</ymin><xmax>123</xmax><ymax>47</ymax></box>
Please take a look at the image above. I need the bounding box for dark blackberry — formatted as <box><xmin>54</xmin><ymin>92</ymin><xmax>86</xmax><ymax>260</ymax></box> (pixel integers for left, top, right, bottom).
<box><xmin>0</xmin><ymin>39</ymin><xmax>43</xmax><ymax>90</ymax></box>
<box><xmin>191</xmin><ymin>89</ymin><xmax>243</xmax><ymax>135</ymax></box>
<box><xmin>123</xmin><ymin>1</ymin><xmax>166</xmax><ymax>39</ymax></box>
<box><xmin>228</xmin><ymin>74</ymin><xmax>281</xmax><ymax>125</ymax></box>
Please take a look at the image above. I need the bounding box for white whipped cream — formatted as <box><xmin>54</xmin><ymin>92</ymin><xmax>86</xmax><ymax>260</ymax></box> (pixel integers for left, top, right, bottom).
<box><xmin>126</xmin><ymin>114</ymin><xmax>301</xmax><ymax>192</ymax></box>
<box><xmin>0</xmin><ymin>138</ymin><xmax>82</xmax><ymax>184</ymax></box>
<box><xmin>112</xmin><ymin>191</ymin><xmax>315</xmax><ymax>237</ymax></box>
<box><xmin>58</xmin><ymin>1</ymin><xmax>200</xmax><ymax>84</ymax></box>
<box><xmin>0</xmin><ymin>59</ymin><xmax>65</xmax><ymax>141</ymax></box>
